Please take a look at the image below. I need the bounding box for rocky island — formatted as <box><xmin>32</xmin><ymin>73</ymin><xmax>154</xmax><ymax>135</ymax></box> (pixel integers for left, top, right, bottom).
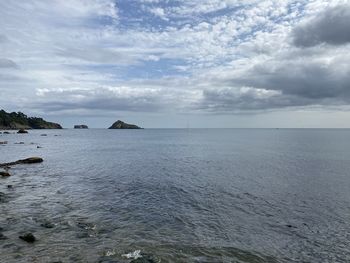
<box><xmin>0</xmin><ymin>110</ymin><xmax>62</xmax><ymax>129</ymax></box>
<box><xmin>108</xmin><ymin>120</ymin><xmax>142</xmax><ymax>129</ymax></box>
<box><xmin>74</xmin><ymin>125</ymin><xmax>89</xmax><ymax>129</ymax></box>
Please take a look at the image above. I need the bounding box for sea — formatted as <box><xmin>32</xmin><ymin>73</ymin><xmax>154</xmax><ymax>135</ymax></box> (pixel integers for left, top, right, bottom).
<box><xmin>1</xmin><ymin>128</ymin><xmax>350</xmax><ymax>263</ymax></box>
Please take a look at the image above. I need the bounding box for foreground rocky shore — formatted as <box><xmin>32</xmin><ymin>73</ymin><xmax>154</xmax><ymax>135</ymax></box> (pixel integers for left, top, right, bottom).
<box><xmin>0</xmin><ymin>131</ymin><xmax>158</xmax><ymax>263</ymax></box>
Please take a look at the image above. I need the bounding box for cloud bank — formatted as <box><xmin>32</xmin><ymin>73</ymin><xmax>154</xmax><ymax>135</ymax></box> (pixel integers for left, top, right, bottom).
<box><xmin>0</xmin><ymin>0</ymin><xmax>349</xmax><ymax>124</ymax></box>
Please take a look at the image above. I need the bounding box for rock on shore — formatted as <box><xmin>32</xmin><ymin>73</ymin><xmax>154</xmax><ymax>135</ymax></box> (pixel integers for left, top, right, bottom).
<box><xmin>0</xmin><ymin>157</ymin><xmax>43</xmax><ymax>168</ymax></box>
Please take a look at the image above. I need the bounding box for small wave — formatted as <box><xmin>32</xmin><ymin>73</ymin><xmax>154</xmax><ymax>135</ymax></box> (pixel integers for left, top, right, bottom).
<box><xmin>122</xmin><ymin>250</ymin><xmax>142</xmax><ymax>259</ymax></box>
<box><xmin>104</xmin><ymin>250</ymin><xmax>116</xmax><ymax>257</ymax></box>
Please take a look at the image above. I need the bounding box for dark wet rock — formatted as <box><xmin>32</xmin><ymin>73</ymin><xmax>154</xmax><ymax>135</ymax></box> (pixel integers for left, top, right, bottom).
<box><xmin>41</xmin><ymin>134</ymin><xmax>47</xmax><ymax>136</ymax></box>
<box><xmin>7</xmin><ymin>185</ymin><xmax>13</xmax><ymax>189</ymax></box>
<box><xmin>19</xmin><ymin>157</ymin><xmax>43</xmax><ymax>164</ymax></box>
<box><xmin>14</xmin><ymin>142</ymin><xmax>25</xmax><ymax>144</ymax></box>
<box><xmin>40</xmin><ymin>222</ymin><xmax>55</xmax><ymax>228</ymax></box>
<box><xmin>17</xmin><ymin>129</ymin><xmax>28</xmax><ymax>134</ymax></box>
<box><xmin>19</xmin><ymin>233</ymin><xmax>36</xmax><ymax>243</ymax></box>
<box><xmin>0</xmin><ymin>141</ymin><xmax>7</xmax><ymax>144</ymax></box>
<box><xmin>108</xmin><ymin>120</ymin><xmax>142</xmax><ymax>129</ymax></box>
<box><xmin>3</xmin><ymin>131</ymin><xmax>10</xmax><ymax>134</ymax></box>
<box><xmin>76</xmin><ymin>221</ymin><xmax>96</xmax><ymax>231</ymax></box>
<box><xmin>0</xmin><ymin>171</ymin><xmax>11</xmax><ymax>177</ymax></box>
<box><xmin>0</xmin><ymin>233</ymin><xmax>8</xmax><ymax>240</ymax></box>
<box><xmin>286</xmin><ymin>224</ymin><xmax>297</xmax><ymax>228</ymax></box>
<box><xmin>37</xmin><ymin>146</ymin><xmax>42</xmax><ymax>148</ymax></box>
<box><xmin>0</xmin><ymin>157</ymin><xmax>43</xmax><ymax>168</ymax></box>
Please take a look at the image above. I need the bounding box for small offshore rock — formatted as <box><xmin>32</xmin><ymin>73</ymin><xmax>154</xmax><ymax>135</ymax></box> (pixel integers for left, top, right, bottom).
<box><xmin>0</xmin><ymin>171</ymin><xmax>11</xmax><ymax>177</ymax></box>
<box><xmin>41</xmin><ymin>134</ymin><xmax>47</xmax><ymax>136</ymax></box>
<box><xmin>40</xmin><ymin>222</ymin><xmax>55</xmax><ymax>228</ymax></box>
<box><xmin>0</xmin><ymin>141</ymin><xmax>8</xmax><ymax>145</ymax></box>
<box><xmin>74</xmin><ymin>125</ymin><xmax>88</xmax><ymax>129</ymax></box>
<box><xmin>3</xmin><ymin>131</ymin><xmax>10</xmax><ymax>134</ymax></box>
<box><xmin>19</xmin><ymin>233</ymin><xmax>36</xmax><ymax>243</ymax></box>
<box><xmin>7</xmin><ymin>185</ymin><xmax>13</xmax><ymax>189</ymax></box>
<box><xmin>17</xmin><ymin>129</ymin><xmax>28</xmax><ymax>134</ymax></box>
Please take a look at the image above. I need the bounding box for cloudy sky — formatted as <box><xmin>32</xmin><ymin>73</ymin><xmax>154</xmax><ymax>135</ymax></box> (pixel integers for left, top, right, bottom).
<box><xmin>1</xmin><ymin>0</ymin><xmax>350</xmax><ymax>128</ymax></box>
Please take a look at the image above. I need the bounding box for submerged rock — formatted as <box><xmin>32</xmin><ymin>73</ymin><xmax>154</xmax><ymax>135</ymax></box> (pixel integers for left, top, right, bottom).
<box><xmin>40</xmin><ymin>222</ymin><xmax>55</xmax><ymax>229</ymax></box>
<box><xmin>17</xmin><ymin>129</ymin><xmax>28</xmax><ymax>134</ymax></box>
<box><xmin>19</xmin><ymin>233</ymin><xmax>36</xmax><ymax>243</ymax></box>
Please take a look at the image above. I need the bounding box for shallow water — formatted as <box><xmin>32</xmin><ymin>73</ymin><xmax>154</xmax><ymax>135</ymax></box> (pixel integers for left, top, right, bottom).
<box><xmin>1</xmin><ymin>129</ymin><xmax>350</xmax><ymax>262</ymax></box>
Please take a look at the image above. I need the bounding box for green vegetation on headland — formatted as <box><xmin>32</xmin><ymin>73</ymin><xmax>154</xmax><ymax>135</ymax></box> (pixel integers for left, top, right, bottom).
<box><xmin>0</xmin><ymin>110</ymin><xmax>62</xmax><ymax>129</ymax></box>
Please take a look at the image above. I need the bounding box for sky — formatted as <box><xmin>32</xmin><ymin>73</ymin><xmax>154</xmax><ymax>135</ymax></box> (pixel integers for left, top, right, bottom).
<box><xmin>1</xmin><ymin>0</ymin><xmax>350</xmax><ymax>128</ymax></box>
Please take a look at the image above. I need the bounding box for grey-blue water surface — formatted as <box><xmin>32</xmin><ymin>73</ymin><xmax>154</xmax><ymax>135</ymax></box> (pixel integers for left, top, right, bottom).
<box><xmin>1</xmin><ymin>129</ymin><xmax>350</xmax><ymax>263</ymax></box>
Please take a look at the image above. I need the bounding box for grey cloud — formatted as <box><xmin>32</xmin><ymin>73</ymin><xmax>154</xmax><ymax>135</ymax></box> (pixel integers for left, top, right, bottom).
<box><xmin>32</xmin><ymin>88</ymin><xmax>166</xmax><ymax>113</ymax></box>
<box><xmin>238</xmin><ymin>61</ymin><xmax>350</xmax><ymax>99</ymax></box>
<box><xmin>198</xmin><ymin>54</ymin><xmax>350</xmax><ymax>112</ymax></box>
<box><xmin>0</xmin><ymin>58</ymin><xmax>18</xmax><ymax>68</ymax></box>
<box><xmin>293</xmin><ymin>4</ymin><xmax>350</xmax><ymax>47</ymax></box>
<box><xmin>198</xmin><ymin>88</ymin><xmax>314</xmax><ymax>112</ymax></box>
